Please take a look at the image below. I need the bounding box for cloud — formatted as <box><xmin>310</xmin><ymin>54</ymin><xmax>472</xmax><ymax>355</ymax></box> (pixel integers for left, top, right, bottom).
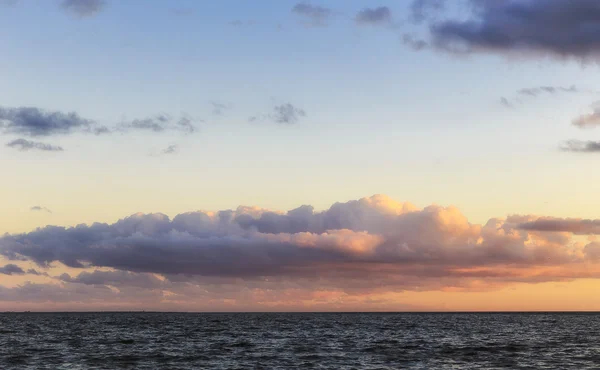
<box><xmin>560</xmin><ymin>140</ymin><xmax>600</xmax><ymax>153</ymax></box>
<box><xmin>410</xmin><ymin>0</ymin><xmax>445</xmax><ymax>23</ymax></box>
<box><xmin>5</xmin><ymin>139</ymin><xmax>63</xmax><ymax>152</ymax></box>
<box><xmin>0</xmin><ymin>106</ymin><xmax>99</xmax><ymax>137</ymax></box>
<box><xmin>423</xmin><ymin>0</ymin><xmax>600</xmax><ymax>60</ymax></box>
<box><xmin>172</xmin><ymin>8</ymin><xmax>194</xmax><ymax>17</ymax></box>
<box><xmin>249</xmin><ymin>103</ymin><xmax>307</xmax><ymax>124</ymax></box>
<box><xmin>355</xmin><ymin>7</ymin><xmax>392</xmax><ymax>26</ymax></box>
<box><xmin>500</xmin><ymin>97</ymin><xmax>512</xmax><ymax>108</ymax></box>
<box><xmin>0</xmin><ymin>264</ymin><xmax>25</xmax><ymax>275</ymax></box>
<box><xmin>119</xmin><ymin>115</ymin><xmax>197</xmax><ymax>134</ymax></box>
<box><xmin>292</xmin><ymin>2</ymin><xmax>333</xmax><ymax>26</ymax></box>
<box><xmin>517</xmin><ymin>217</ymin><xmax>600</xmax><ymax>234</ymax></box>
<box><xmin>30</xmin><ymin>206</ymin><xmax>53</xmax><ymax>214</ymax></box>
<box><xmin>161</xmin><ymin>144</ymin><xmax>178</xmax><ymax>155</ymax></box>
<box><xmin>518</xmin><ymin>85</ymin><xmax>579</xmax><ymax>97</ymax></box>
<box><xmin>572</xmin><ymin>104</ymin><xmax>600</xmax><ymax>129</ymax></box>
<box><xmin>0</xmin><ymin>0</ymin><xmax>18</xmax><ymax>6</ymax></box>
<box><xmin>500</xmin><ymin>85</ymin><xmax>582</xmax><ymax>108</ymax></box>
<box><xmin>1</xmin><ymin>194</ymin><xmax>598</xmax><ymax>293</ymax></box>
<box><xmin>61</xmin><ymin>0</ymin><xmax>106</xmax><ymax>17</ymax></box>
<box><xmin>272</xmin><ymin>103</ymin><xmax>306</xmax><ymax>124</ymax></box>
<box><xmin>402</xmin><ymin>34</ymin><xmax>428</xmax><ymax>51</ymax></box>
<box><xmin>211</xmin><ymin>102</ymin><xmax>230</xmax><ymax>116</ymax></box>
<box><xmin>59</xmin><ymin>270</ymin><xmax>165</xmax><ymax>289</ymax></box>
<box><xmin>229</xmin><ymin>20</ymin><xmax>255</xmax><ymax>27</ymax></box>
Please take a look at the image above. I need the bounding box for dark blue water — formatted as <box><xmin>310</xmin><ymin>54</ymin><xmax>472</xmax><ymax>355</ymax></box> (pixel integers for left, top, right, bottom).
<box><xmin>0</xmin><ymin>312</ymin><xmax>599</xmax><ymax>369</ymax></box>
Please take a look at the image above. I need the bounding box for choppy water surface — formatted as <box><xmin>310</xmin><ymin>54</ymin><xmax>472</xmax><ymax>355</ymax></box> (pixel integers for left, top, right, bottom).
<box><xmin>0</xmin><ymin>312</ymin><xmax>599</xmax><ymax>369</ymax></box>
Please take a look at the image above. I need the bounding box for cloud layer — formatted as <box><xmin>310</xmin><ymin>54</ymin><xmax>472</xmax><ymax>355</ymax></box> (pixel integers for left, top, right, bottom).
<box><xmin>2</xmin><ymin>195</ymin><xmax>600</xmax><ymax>309</ymax></box>
<box><xmin>2</xmin><ymin>195</ymin><xmax>599</xmax><ymax>282</ymax></box>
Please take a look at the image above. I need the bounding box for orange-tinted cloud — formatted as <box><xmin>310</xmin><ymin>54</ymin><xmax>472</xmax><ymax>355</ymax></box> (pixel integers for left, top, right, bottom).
<box><xmin>1</xmin><ymin>195</ymin><xmax>600</xmax><ymax>310</ymax></box>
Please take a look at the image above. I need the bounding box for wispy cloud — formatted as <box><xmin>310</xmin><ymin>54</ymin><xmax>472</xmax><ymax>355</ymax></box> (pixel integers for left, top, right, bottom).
<box><xmin>161</xmin><ymin>144</ymin><xmax>178</xmax><ymax>155</ymax></box>
<box><xmin>211</xmin><ymin>102</ymin><xmax>230</xmax><ymax>116</ymax></box>
<box><xmin>518</xmin><ymin>217</ymin><xmax>600</xmax><ymax>234</ymax></box>
<box><xmin>500</xmin><ymin>85</ymin><xmax>583</xmax><ymax>108</ymax></box>
<box><xmin>410</xmin><ymin>0</ymin><xmax>445</xmax><ymax>23</ymax></box>
<box><xmin>119</xmin><ymin>115</ymin><xmax>197</xmax><ymax>134</ymax></box>
<box><xmin>6</xmin><ymin>139</ymin><xmax>63</xmax><ymax>152</ymax></box>
<box><xmin>560</xmin><ymin>140</ymin><xmax>600</xmax><ymax>153</ymax></box>
<box><xmin>30</xmin><ymin>206</ymin><xmax>53</xmax><ymax>214</ymax></box>
<box><xmin>355</xmin><ymin>7</ymin><xmax>393</xmax><ymax>26</ymax></box>
<box><xmin>402</xmin><ymin>34</ymin><xmax>428</xmax><ymax>51</ymax></box>
<box><xmin>292</xmin><ymin>2</ymin><xmax>333</xmax><ymax>26</ymax></box>
<box><xmin>249</xmin><ymin>103</ymin><xmax>307</xmax><ymax>124</ymax></box>
<box><xmin>518</xmin><ymin>85</ymin><xmax>579</xmax><ymax>97</ymax></box>
<box><xmin>61</xmin><ymin>0</ymin><xmax>106</xmax><ymax>18</ymax></box>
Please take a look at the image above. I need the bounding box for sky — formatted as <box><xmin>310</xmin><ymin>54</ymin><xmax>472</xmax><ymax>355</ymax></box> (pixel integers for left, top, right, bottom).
<box><xmin>2</xmin><ymin>0</ymin><xmax>600</xmax><ymax>311</ymax></box>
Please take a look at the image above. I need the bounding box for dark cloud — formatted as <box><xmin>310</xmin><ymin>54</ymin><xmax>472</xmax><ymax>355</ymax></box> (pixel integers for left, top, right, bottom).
<box><xmin>272</xmin><ymin>103</ymin><xmax>306</xmax><ymax>124</ymax></box>
<box><xmin>355</xmin><ymin>7</ymin><xmax>392</xmax><ymax>25</ymax></box>
<box><xmin>30</xmin><ymin>206</ymin><xmax>52</xmax><ymax>214</ymax></box>
<box><xmin>517</xmin><ymin>218</ymin><xmax>600</xmax><ymax>234</ymax></box>
<box><xmin>0</xmin><ymin>106</ymin><xmax>97</xmax><ymax>137</ymax></box>
<box><xmin>6</xmin><ymin>139</ymin><xmax>63</xmax><ymax>152</ymax></box>
<box><xmin>61</xmin><ymin>0</ymin><xmax>106</xmax><ymax>17</ymax></box>
<box><xmin>0</xmin><ymin>264</ymin><xmax>25</xmax><ymax>275</ymax></box>
<box><xmin>426</xmin><ymin>0</ymin><xmax>600</xmax><ymax>60</ymax></box>
<box><xmin>292</xmin><ymin>2</ymin><xmax>333</xmax><ymax>26</ymax></box>
<box><xmin>0</xmin><ymin>195</ymin><xmax>594</xmax><ymax>285</ymax></box>
<box><xmin>119</xmin><ymin>115</ymin><xmax>197</xmax><ymax>134</ymax></box>
<box><xmin>560</xmin><ymin>140</ymin><xmax>600</xmax><ymax>153</ymax></box>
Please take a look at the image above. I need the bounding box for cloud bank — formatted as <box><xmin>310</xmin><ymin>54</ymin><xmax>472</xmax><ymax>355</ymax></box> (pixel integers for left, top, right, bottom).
<box><xmin>1</xmin><ymin>194</ymin><xmax>599</xmax><ymax>305</ymax></box>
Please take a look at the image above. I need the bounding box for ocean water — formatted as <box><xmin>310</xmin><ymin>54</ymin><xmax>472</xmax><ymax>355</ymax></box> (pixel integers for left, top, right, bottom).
<box><xmin>0</xmin><ymin>312</ymin><xmax>599</xmax><ymax>369</ymax></box>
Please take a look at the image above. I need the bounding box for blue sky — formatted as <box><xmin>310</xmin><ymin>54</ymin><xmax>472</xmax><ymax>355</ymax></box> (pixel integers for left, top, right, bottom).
<box><xmin>2</xmin><ymin>0</ymin><xmax>600</xmax><ymax>233</ymax></box>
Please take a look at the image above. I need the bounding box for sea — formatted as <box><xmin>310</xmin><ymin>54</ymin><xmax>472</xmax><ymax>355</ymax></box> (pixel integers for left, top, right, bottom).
<box><xmin>0</xmin><ymin>312</ymin><xmax>599</xmax><ymax>369</ymax></box>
